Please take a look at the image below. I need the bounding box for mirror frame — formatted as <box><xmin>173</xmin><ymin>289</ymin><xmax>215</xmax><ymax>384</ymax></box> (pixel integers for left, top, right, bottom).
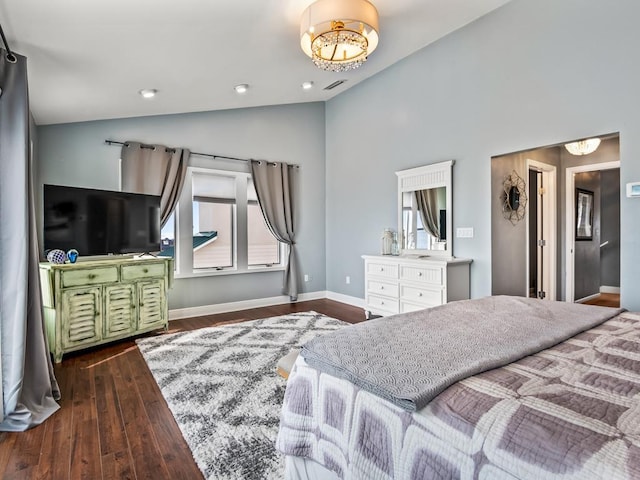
<box><xmin>396</xmin><ymin>160</ymin><xmax>454</xmax><ymax>258</ymax></box>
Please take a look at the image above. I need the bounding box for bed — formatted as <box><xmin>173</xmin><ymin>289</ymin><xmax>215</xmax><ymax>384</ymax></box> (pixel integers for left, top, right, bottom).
<box><xmin>276</xmin><ymin>296</ymin><xmax>640</xmax><ymax>479</ymax></box>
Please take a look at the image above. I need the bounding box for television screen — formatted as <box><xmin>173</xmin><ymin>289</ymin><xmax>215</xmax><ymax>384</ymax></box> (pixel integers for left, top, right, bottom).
<box><xmin>43</xmin><ymin>184</ymin><xmax>161</xmax><ymax>256</ymax></box>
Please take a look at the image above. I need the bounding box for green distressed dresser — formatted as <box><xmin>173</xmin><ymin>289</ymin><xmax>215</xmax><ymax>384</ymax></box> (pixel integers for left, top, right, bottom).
<box><xmin>39</xmin><ymin>257</ymin><xmax>173</xmax><ymax>362</ymax></box>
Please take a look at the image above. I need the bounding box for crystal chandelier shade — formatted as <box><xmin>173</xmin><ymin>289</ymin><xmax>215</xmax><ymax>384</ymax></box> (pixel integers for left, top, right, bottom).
<box><xmin>564</xmin><ymin>138</ymin><xmax>601</xmax><ymax>156</ymax></box>
<box><xmin>300</xmin><ymin>0</ymin><xmax>379</xmax><ymax>73</ymax></box>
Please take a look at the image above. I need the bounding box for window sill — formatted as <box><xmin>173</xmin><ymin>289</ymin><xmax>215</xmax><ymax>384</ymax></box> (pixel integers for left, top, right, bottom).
<box><xmin>173</xmin><ymin>265</ymin><xmax>285</xmax><ymax>279</ymax></box>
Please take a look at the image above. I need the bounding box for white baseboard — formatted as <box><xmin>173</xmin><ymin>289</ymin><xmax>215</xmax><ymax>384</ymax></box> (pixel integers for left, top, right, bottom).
<box><xmin>575</xmin><ymin>293</ymin><xmax>601</xmax><ymax>304</ymax></box>
<box><xmin>325</xmin><ymin>291</ymin><xmax>366</xmax><ymax>309</ymax></box>
<box><xmin>169</xmin><ymin>290</ymin><xmax>365</xmax><ymax>321</ymax></box>
<box><xmin>600</xmin><ymin>286</ymin><xmax>621</xmax><ymax>294</ymax></box>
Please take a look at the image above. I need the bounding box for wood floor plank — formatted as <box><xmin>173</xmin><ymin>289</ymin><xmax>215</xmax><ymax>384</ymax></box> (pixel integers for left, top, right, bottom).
<box><xmin>94</xmin><ymin>358</ymin><xmax>136</xmax><ymax>479</ymax></box>
<box><xmin>111</xmin><ymin>350</ymin><xmax>172</xmax><ymax>480</ymax></box>
<box><xmin>34</xmin><ymin>357</ymin><xmax>76</xmax><ymax>480</ymax></box>
<box><xmin>0</xmin><ymin>432</ymin><xmax>18</xmax><ymax>478</ymax></box>
<box><xmin>69</xmin><ymin>357</ymin><xmax>103</xmax><ymax>480</ymax></box>
<box><xmin>2</xmin><ymin>420</ymin><xmax>47</xmax><ymax>479</ymax></box>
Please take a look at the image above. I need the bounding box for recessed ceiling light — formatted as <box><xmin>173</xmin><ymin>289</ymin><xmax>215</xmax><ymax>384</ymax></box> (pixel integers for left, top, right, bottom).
<box><xmin>139</xmin><ymin>89</ymin><xmax>158</xmax><ymax>99</ymax></box>
<box><xmin>302</xmin><ymin>81</ymin><xmax>314</xmax><ymax>90</ymax></box>
<box><xmin>234</xmin><ymin>84</ymin><xmax>249</xmax><ymax>94</ymax></box>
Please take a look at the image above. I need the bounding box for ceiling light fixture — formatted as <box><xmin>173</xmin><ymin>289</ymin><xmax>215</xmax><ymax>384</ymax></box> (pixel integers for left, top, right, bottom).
<box><xmin>300</xmin><ymin>0</ymin><xmax>379</xmax><ymax>73</ymax></box>
<box><xmin>564</xmin><ymin>138</ymin><xmax>601</xmax><ymax>156</ymax></box>
<box><xmin>139</xmin><ymin>89</ymin><xmax>158</xmax><ymax>99</ymax></box>
<box><xmin>234</xmin><ymin>84</ymin><xmax>249</xmax><ymax>94</ymax></box>
<box><xmin>302</xmin><ymin>81</ymin><xmax>314</xmax><ymax>90</ymax></box>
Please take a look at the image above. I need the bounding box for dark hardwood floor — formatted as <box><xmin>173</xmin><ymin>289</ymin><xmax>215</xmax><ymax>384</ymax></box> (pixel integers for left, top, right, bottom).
<box><xmin>582</xmin><ymin>293</ymin><xmax>621</xmax><ymax>308</ymax></box>
<box><xmin>0</xmin><ymin>299</ymin><xmax>365</xmax><ymax>480</ymax></box>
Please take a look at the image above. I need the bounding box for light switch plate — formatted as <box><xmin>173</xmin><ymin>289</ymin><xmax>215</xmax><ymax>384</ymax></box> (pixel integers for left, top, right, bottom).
<box><xmin>456</xmin><ymin>227</ymin><xmax>474</xmax><ymax>238</ymax></box>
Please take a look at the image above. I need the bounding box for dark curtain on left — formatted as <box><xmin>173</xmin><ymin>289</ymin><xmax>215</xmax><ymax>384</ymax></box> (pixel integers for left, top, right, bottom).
<box><xmin>0</xmin><ymin>49</ymin><xmax>60</xmax><ymax>431</ymax></box>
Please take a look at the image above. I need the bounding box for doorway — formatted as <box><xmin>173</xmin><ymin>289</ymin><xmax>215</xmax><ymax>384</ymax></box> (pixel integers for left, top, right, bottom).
<box><xmin>565</xmin><ymin>161</ymin><xmax>621</xmax><ymax>306</ymax></box>
<box><xmin>527</xmin><ymin>160</ymin><xmax>557</xmax><ymax>300</ymax></box>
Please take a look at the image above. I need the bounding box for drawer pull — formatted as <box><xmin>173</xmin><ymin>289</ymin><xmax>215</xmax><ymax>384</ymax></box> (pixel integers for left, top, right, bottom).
<box><xmin>380</xmin><ymin>286</ymin><xmax>384</xmax><ymax>290</ymax></box>
<box><xmin>418</xmin><ymin>292</ymin><xmax>423</xmax><ymax>297</ymax></box>
<box><xmin>418</xmin><ymin>272</ymin><xmax>423</xmax><ymax>277</ymax></box>
<box><xmin>88</xmin><ymin>274</ymin><xmax>96</xmax><ymax>280</ymax></box>
<box><xmin>380</xmin><ymin>301</ymin><xmax>384</xmax><ymax>305</ymax></box>
<box><xmin>380</xmin><ymin>267</ymin><xmax>384</xmax><ymax>272</ymax></box>
<box><xmin>143</xmin><ymin>268</ymin><xmax>149</xmax><ymax>273</ymax></box>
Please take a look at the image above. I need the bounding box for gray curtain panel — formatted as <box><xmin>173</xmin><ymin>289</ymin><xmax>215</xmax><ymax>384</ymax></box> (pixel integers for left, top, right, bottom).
<box><xmin>250</xmin><ymin>160</ymin><xmax>300</xmax><ymax>300</ymax></box>
<box><xmin>120</xmin><ymin>141</ymin><xmax>190</xmax><ymax>226</ymax></box>
<box><xmin>0</xmin><ymin>49</ymin><xmax>60</xmax><ymax>431</ymax></box>
<box><xmin>415</xmin><ymin>189</ymin><xmax>440</xmax><ymax>240</ymax></box>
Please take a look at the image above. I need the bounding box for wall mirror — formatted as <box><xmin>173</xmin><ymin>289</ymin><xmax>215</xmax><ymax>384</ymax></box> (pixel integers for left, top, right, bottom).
<box><xmin>396</xmin><ymin>160</ymin><xmax>454</xmax><ymax>257</ymax></box>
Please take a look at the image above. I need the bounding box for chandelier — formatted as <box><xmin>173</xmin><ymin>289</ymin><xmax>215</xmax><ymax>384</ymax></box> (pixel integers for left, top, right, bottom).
<box><xmin>564</xmin><ymin>138</ymin><xmax>601</xmax><ymax>156</ymax></box>
<box><xmin>300</xmin><ymin>0</ymin><xmax>379</xmax><ymax>72</ymax></box>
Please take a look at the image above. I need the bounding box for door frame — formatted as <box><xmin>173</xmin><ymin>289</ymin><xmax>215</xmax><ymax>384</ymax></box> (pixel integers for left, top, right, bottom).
<box><xmin>526</xmin><ymin>160</ymin><xmax>557</xmax><ymax>300</ymax></box>
<box><xmin>565</xmin><ymin>160</ymin><xmax>620</xmax><ymax>302</ymax></box>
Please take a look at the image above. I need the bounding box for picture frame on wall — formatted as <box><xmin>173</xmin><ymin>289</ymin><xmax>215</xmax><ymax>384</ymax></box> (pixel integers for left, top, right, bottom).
<box><xmin>575</xmin><ymin>188</ymin><xmax>594</xmax><ymax>241</ymax></box>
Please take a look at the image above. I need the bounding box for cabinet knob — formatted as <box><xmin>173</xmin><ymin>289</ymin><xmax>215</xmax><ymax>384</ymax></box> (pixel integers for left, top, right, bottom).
<box><xmin>380</xmin><ymin>286</ymin><xmax>384</xmax><ymax>290</ymax></box>
<box><xmin>380</xmin><ymin>301</ymin><xmax>384</xmax><ymax>305</ymax></box>
<box><xmin>418</xmin><ymin>292</ymin><xmax>423</xmax><ymax>297</ymax></box>
<box><xmin>380</xmin><ymin>267</ymin><xmax>384</xmax><ymax>272</ymax></box>
<box><xmin>418</xmin><ymin>272</ymin><xmax>423</xmax><ymax>277</ymax></box>
<box><xmin>143</xmin><ymin>268</ymin><xmax>149</xmax><ymax>273</ymax></box>
<box><xmin>88</xmin><ymin>274</ymin><xmax>96</xmax><ymax>279</ymax></box>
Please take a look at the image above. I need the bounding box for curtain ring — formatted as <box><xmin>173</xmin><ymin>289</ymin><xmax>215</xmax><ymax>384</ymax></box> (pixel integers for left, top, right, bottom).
<box><xmin>6</xmin><ymin>52</ymin><xmax>17</xmax><ymax>63</ymax></box>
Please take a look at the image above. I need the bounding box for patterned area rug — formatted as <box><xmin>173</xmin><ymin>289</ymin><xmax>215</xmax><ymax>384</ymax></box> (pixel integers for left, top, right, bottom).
<box><xmin>136</xmin><ymin>311</ymin><xmax>346</xmax><ymax>480</ymax></box>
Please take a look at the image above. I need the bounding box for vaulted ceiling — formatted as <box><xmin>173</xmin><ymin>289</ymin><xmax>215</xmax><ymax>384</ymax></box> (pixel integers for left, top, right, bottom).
<box><xmin>1</xmin><ymin>0</ymin><xmax>511</xmax><ymax>125</ymax></box>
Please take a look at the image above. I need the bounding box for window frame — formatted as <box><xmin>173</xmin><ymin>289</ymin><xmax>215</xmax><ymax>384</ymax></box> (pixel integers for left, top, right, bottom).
<box><xmin>170</xmin><ymin>166</ymin><xmax>286</xmax><ymax>279</ymax></box>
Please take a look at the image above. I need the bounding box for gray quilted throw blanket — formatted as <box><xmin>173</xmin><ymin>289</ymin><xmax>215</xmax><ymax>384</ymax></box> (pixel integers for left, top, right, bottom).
<box><xmin>301</xmin><ymin>296</ymin><xmax>624</xmax><ymax>411</ymax></box>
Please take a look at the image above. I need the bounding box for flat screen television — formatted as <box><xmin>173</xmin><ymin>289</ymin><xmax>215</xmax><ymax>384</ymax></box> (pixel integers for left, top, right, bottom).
<box><xmin>43</xmin><ymin>184</ymin><xmax>161</xmax><ymax>256</ymax></box>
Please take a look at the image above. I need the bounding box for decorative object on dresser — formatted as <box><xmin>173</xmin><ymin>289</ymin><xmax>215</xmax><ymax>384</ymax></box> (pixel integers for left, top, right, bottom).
<box><xmin>362</xmin><ymin>254</ymin><xmax>471</xmax><ymax>317</ymax></box>
<box><xmin>39</xmin><ymin>257</ymin><xmax>173</xmax><ymax>362</ymax></box>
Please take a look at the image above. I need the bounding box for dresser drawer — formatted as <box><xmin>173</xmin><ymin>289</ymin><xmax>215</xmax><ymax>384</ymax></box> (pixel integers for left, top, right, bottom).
<box><xmin>121</xmin><ymin>262</ymin><xmax>166</xmax><ymax>281</ymax></box>
<box><xmin>366</xmin><ymin>279</ymin><xmax>399</xmax><ymax>298</ymax></box>
<box><xmin>61</xmin><ymin>266</ymin><xmax>118</xmax><ymax>288</ymax></box>
<box><xmin>400</xmin><ymin>265</ymin><xmax>444</xmax><ymax>285</ymax></box>
<box><xmin>400</xmin><ymin>300</ymin><xmax>434</xmax><ymax>314</ymax></box>
<box><xmin>366</xmin><ymin>294</ymin><xmax>399</xmax><ymax>315</ymax></box>
<box><xmin>400</xmin><ymin>284</ymin><xmax>443</xmax><ymax>307</ymax></box>
<box><xmin>366</xmin><ymin>261</ymin><xmax>399</xmax><ymax>280</ymax></box>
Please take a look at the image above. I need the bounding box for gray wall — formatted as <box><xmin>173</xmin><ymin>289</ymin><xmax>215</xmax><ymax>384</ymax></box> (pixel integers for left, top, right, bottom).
<box><xmin>601</xmin><ymin>169</ymin><xmax>621</xmax><ymax>288</ymax></box>
<box><xmin>574</xmin><ymin>172</ymin><xmax>601</xmax><ymax>300</ymax></box>
<box><xmin>325</xmin><ymin>0</ymin><xmax>640</xmax><ymax>310</ymax></box>
<box><xmin>490</xmin><ymin>148</ymin><xmax>560</xmax><ymax>298</ymax></box>
<box><xmin>37</xmin><ymin>103</ymin><xmax>326</xmax><ymax>309</ymax></box>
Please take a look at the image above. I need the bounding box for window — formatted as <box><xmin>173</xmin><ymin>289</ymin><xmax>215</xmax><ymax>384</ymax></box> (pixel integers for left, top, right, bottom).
<box><xmin>159</xmin><ymin>167</ymin><xmax>284</xmax><ymax>276</ymax></box>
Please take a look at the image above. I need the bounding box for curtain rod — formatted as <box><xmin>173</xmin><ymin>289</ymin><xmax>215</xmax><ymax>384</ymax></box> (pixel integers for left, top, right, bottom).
<box><xmin>0</xmin><ymin>22</ymin><xmax>17</xmax><ymax>63</ymax></box>
<box><xmin>104</xmin><ymin>139</ymin><xmax>249</xmax><ymax>163</ymax></box>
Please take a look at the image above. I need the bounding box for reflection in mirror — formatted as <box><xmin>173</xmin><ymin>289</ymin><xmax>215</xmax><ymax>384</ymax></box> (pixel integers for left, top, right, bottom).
<box><xmin>396</xmin><ymin>160</ymin><xmax>454</xmax><ymax>257</ymax></box>
<box><xmin>402</xmin><ymin>187</ymin><xmax>446</xmax><ymax>250</ymax></box>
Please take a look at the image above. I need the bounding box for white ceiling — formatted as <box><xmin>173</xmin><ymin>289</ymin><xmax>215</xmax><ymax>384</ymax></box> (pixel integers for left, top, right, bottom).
<box><xmin>1</xmin><ymin>0</ymin><xmax>510</xmax><ymax>125</ymax></box>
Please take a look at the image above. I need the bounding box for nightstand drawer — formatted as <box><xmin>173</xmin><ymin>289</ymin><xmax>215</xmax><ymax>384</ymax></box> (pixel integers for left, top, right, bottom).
<box><xmin>366</xmin><ymin>294</ymin><xmax>399</xmax><ymax>314</ymax></box>
<box><xmin>61</xmin><ymin>266</ymin><xmax>118</xmax><ymax>288</ymax></box>
<box><xmin>400</xmin><ymin>265</ymin><xmax>443</xmax><ymax>285</ymax></box>
<box><xmin>400</xmin><ymin>284</ymin><xmax>443</xmax><ymax>306</ymax></box>
<box><xmin>367</xmin><ymin>279</ymin><xmax>399</xmax><ymax>298</ymax></box>
<box><xmin>366</xmin><ymin>261</ymin><xmax>399</xmax><ymax>280</ymax></box>
<box><xmin>121</xmin><ymin>262</ymin><xmax>166</xmax><ymax>281</ymax></box>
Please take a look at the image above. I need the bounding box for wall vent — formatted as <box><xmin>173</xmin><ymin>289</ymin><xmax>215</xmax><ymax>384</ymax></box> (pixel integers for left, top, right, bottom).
<box><xmin>324</xmin><ymin>80</ymin><xmax>347</xmax><ymax>90</ymax></box>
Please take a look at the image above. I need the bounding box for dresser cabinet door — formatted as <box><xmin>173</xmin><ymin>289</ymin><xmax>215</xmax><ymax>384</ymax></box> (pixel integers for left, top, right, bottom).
<box><xmin>61</xmin><ymin>287</ymin><xmax>102</xmax><ymax>348</ymax></box>
<box><xmin>104</xmin><ymin>284</ymin><xmax>137</xmax><ymax>339</ymax></box>
<box><xmin>137</xmin><ymin>280</ymin><xmax>166</xmax><ymax>329</ymax></box>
